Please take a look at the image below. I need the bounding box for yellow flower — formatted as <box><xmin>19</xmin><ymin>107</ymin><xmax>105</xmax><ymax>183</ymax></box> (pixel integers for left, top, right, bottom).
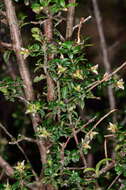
<box><xmin>90</xmin><ymin>64</ymin><xmax>98</xmax><ymax>75</ymax></box>
<box><xmin>57</xmin><ymin>65</ymin><xmax>67</xmax><ymax>74</ymax></box>
<box><xmin>108</xmin><ymin>122</ymin><xmax>117</xmax><ymax>133</ymax></box>
<box><xmin>115</xmin><ymin>79</ymin><xmax>124</xmax><ymax>90</ymax></box>
<box><xmin>81</xmin><ymin>139</ymin><xmax>91</xmax><ymax>150</ymax></box>
<box><xmin>74</xmin><ymin>85</ymin><xmax>82</xmax><ymax>92</ymax></box>
<box><xmin>82</xmin><ymin>143</ymin><xmax>91</xmax><ymax>150</ymax></box>
<box><xmin>73</xmin><ymin>69</ymin><xmax>84</xmax><ymax>80</ymax></box>
<box><xmin>37</xmin><ymin>127</ymin><xmax>51</xmax><ymax>138</ymax></box>
<box><xmin>14</xmin><ymin>160</ymin><xmax>25</xmax><ymax>173</ymax></box>
<box><xmin>89</xmin><ymin>131</ymin><xmax>98</xmax><ymax>140</ymax></box>
<box><xmin>3</xmin><ymin>181</ymin><xmax>11</xmax><ymax>190</ymax></box>
<box><xmin>20</xmin><ymin>48</ymin><xmax>29</xmax><ymax>59</ymax></box>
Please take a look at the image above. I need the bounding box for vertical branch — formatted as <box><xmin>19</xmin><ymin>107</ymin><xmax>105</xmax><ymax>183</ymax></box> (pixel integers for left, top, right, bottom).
<box><xmin>4</xmin><ymin>0</ymin><xmax>34</xmax><ymax>101</ymax></box>
<box><xmin>43</xmin><ymin>18</ymin><xmax>55</xmax><ymax>101</ymax></box>
<box><xmin>42</xmin><ymin>12</ymin><xmax>56</xmax><ymax>190</ymax></box>
<box><xmin>44</xmin><ymin>19</ymin><xmax>53</xmax><ymax>41</ymax></box>
<box><xmin>66</xmin><ymin>0</ymin><xmax>76</xmax><ymax>39</ymax></box>
<box><xmin>4</xmin><ymin>0</ymin><xmax>47</xmax><ymax>175</ymax></box>
<box><xmin>92</xmin><ymin>0</ymin><xmax>116</xmax><ymax>122</ymax></box>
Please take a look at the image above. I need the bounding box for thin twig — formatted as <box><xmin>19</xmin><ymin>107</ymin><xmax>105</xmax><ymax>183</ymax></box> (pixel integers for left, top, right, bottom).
<box><xmin>74</xmin><ymin>16</ymin><xmax>92</xmax><ymax>43</ymax></box>
<box><xmin>60</xmin><ymin>137</ymin><xmax>71</xmax><ymax>165</ymax></box>
<box><xmin>0</xmin><ymin>122</ymin><xmax>38</xmax><ymax>180</ymax></box>
<box><xmin>86</xmin><ymin>109</ymin><xmax>117</xmax><ymax>136</ymax></box>
<box><xmin>60</xmin><ymin>116</ymin><xmax>97</xmax><ymax>165</ymax></box>
<box><xmin>9</xmin><ymin>137</ymin><xmax>37</xmax><ymax>144</ymax></box>
<box><xmin>104</xmin><ymin>138</ymin><xmax>109</xmax><ymax>165</ymax></box>
<box><xmin>61</xmin><ymin>116</ymin><xmax>97</xmax><ymax>159</ymax></box>
<box><xmin>121</xmin><ymin>116</ymin><xmax>126</xmax><ymax>125</ymax></box>
<box><xmin>87</xmin><ymin>61</ymin><xmax>126</xmax><ymax>91</ymax></box>
<box><xmin>0</xmin><ymin>122</ymin><xmax>13</xmax><ymax>139</ymax></box>
<box><xmin>99</xmin><ymin>160</ymin><xmax>115</xmax><ymax>176</ymax></box>
<box><xmin>0</xmin><ymin>169</ymin><xmax>5</xmax><ymax>180</ymax></box>
<box><xmin>77</xmin><ymin>17</ymin><xmax>84</xmax><ymax>43</ymax></box>
<box><xmin>57</xmin><ymin>81</ymin><xmax>61</xmax><ymax>121</ymax></box>
<box><xmin>16</xmin><ymin>96</ymin><xmax>30</xmax><ymax>105</ymax></box>
<box><xmin>72</xmin><ymin>128</ymin><xmax>87</xmax><ymax>167</ymax></box>
<box><xmin>65</xmin><ymin>166</ymin><xmax>85</xmax><ymax>170</ymax></box>
<box><xmin>92</xmin><ymin>0</ymin><xmax>116</xmax><ymax>122</ymax></box>
<box><xmin>0</xmin><ymin>41</ymin><xmax>13</xmax><ymax>49</ymax></box>
<box><xmin>73</xmin><ymin>16</ymin><xmax>92</xmax><ymax>31</ymax></box>
<box><xmin>106</xmin><ymin>173</ymin><xmax>121</xmax><ymax>190</ymax></box>
<box><xmin>76</xmin><ymin>116</ymin><xmax>97</xmax><ymax>134</ymax></box>
<box><xmin>104</xmin><ymin>134</ymin><xmax>115</xmax><ymax>138</ymax></box>
<box><xmin>31</xmin><ymin>20</ymin><xmax>47</xmax><ymax>25</ymax></box>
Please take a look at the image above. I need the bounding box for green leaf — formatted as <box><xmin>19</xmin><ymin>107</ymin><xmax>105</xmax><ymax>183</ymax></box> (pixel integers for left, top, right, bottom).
<box><xmin>83</xmin><ymin>167</ymin><xmax>96</xmax><ymax>173</ymax></box>
<box><xmin>31</xmin><ymin>27</ymin><xmax>41</xmax><ymax>34</ymax></box>
<box><xmin>31</xmin><ymin>27</ymin><xmax>42</xmax><ymax>42</ymax></box>
<box><xmin>31</xmin><ymin>3</ymin><xmax>43</xmax><ymax>14</ymax></box>
<box><xmin>40</xmin><ymin>0</ymin><xmax>51</xmax><ymax>6</ymax></box>
<box><xmin>33</xmin><ymin>74</ymin><xmax>46</xmax><ymax>83</ymax></box>
<box><xmin>78</xmin><ymin>99</ymin><xmax>85</xmax><ymax>110</ymax></box>
<box><xmin>3</xmin><ymin>50</ymin><xmax>11</xmax><ymax>63</ymax></box>
<box><xmin>59</xmin><ymin>0</ymin><xmax>65</xmax><ymax>7</ymax></box>
<box><xmin>62</xmin><ymin>41</ymin><xmax>73</xmax><ymax>49</ymax></box>
<box><xmin>62</xmin><ymin>86</ymin><xmax>68</xmax><ymax>99</ymax></box>
<box><xmin>67</xmin><ymin>3</ymin><xmax>78</xmax><ymax>8</ymax></box>
<box><xmin>95</xmin><ymin>158</ymin><xmax>112</xmax><ymax>177</ymax></box>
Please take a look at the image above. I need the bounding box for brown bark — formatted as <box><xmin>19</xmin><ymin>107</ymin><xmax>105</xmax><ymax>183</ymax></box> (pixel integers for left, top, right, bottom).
<box><xmin>66</xmin><ymin>0</ymin><xmax>76</xmax><ymax>39</ymax></box>
<box><xmin>3</xmin><ymin>1</ymin><xmax>47</xmax><ymax>187</ymax></box>
<box><xmin>43</xmin><ymin>18</ymin><xmax>55</xmax><ymax>102</ymax></box>
<box><xmin>4</xmin><ymin>0</ymin><xmax>34</xmax><ymax>101</ymax></box>
<box><xmin>92</xmin><ymin>0</ymin><xmax>116</xmax><ymax>122</ymax></box>
<box><xmin>43</xmin><ymin>14</ymin><xmax>56</xmax><ymax>190</ymax></box>
<box><xmin>0</xmin><ymin>156</ymin><xmax>14</xmax><ymax>177</ymax></box>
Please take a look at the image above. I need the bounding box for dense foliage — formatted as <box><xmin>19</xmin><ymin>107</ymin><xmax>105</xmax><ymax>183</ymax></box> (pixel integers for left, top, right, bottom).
<box><xmin>0</xmin><ymin>0</ymin><xmax>126</xmax><ymax>190</ymax></box>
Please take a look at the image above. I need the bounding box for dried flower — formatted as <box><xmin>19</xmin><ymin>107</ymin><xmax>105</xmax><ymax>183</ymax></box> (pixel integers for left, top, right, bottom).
<box><xmin>108</xmin><ymin>122</ymin><xmax>117</xmax><ymax>133</ymax></box>
<box><xmin>115</xmin><ymin>79</ymin><xmax>124</xmax><ymax>90</ymax></box>
<box><xmin>82</xmin><ymin>143</ymin><xmax>91</xmax><ymax>150</ymax></box>
<box><xmin>81</xmin><ymin>138</ymin><xmax>91</xmax><ymax>150</ymax></box>
<box><xmin>89</xmin><ymin>131</ymin><xmax>98</xmax><ymax>140</ymax></box>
